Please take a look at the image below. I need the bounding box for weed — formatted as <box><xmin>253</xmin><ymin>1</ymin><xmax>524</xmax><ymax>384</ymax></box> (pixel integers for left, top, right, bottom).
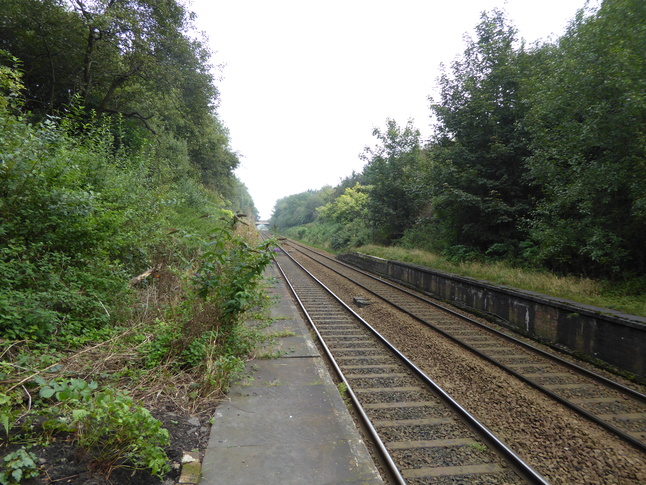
<box><xmin>28</xmin><ymin>378</ymin><xmax>170</xmax><ymax>478</ymax></box>
<box><xmin>199</xmin><ymin>354</ymin><xmax>246</xmax><ymax>395</ymax></box>
<box><xmin>138</xmin><ymin>218</ymin><xmax>277</xmax><ymax>396</ymax></box>
<box><xmin>68</xmin><ymin>388</ymin><xmax>169</xmax><ymax>477</ymax></box>
<box><xmin>257</xmin><ymin>350</ymin><xmax>288</xmax><ymax>359</ymax></box>
<box><xmin>241</xmin><ymin>376</ymin><xmax>255</xmax><ymax>388</ymax></box>
<box><xmin>0</xmin><ymin>448</ymin><xmax>39</xmax><ymax>485</ymax></box>
<box><xmin>467</xmin><ymin>442</ymin><xmax>488</xmax><ymax>452</ymax></box>
<box><xmin>35</xmin><ymin>376</ymin><xmax>98</xmax><ymax>402</ymax></box>
<box><xmin>337</xmin><ymin>382</ymin><xmax>351</xmax><ymax>406</ymax></box>
<box><xmin>269</xmin><ymin>329</ymin><xmax>296</xmax><ymax>338</ymax></box>
<box><xmin>0</xmin><ymin>391</ymin><xmax>21</xmax><ymax>439</ymax></box>
<box><xmin>192</xmin><ymin>219</ymin><xmax>276</xmax><ymax>330</ymax></box>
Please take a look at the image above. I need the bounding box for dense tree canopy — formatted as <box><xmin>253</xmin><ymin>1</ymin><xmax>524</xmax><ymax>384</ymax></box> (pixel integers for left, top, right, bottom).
<box><xmin>362</xmin><ymin>119</ymin><xmax>424</xmax><ymax>244</ymax></box>
<box><xmin>273</xmin><ymin>0</ymin><xmax>645</xmax><ymax>280</ymax></box>
<box><xmin>270</xmin><ymin>188</ymin><xmax>332</xmax><ymax>231</ymax></box>
<box><xmin>228</xmin><ymin>178</ymin><xmax>258</xmax><ymax>221</ymax></box>
<box><xmin>523</xmin><ymin>0</ymin><xmax>646</xmax><ymax>275</ymax></box>
<box><xmin>428</xmin><ymin>9</ymin><xmax>534</xmax><ymax>256</ymax></box>
<box><xmin>317</xmin><ymin>184</ymin><xmax>369</xmax><ymax>225</ymax></box>
<box><xmin>0</xmin><ymin>0</ymin><xmax>238</xmax><ymax>194</ymax></box>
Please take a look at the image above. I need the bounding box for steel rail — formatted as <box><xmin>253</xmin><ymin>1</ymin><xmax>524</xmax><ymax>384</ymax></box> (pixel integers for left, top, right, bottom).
<box><xmin>288</xmin><ymin>239</ymin><xmax>645</xmax><ymax>402</ymax></box>
<box><xmin>284</xmin><ymin>239</ymin><xmax>646</xmax><ymax>453</ymax></box>
<box><xmin>272</xmin><ymin>251</ymin><xmax>407</xmax><ymax>485</ymax></box>
<box><xmin>275</xmin><ymin>245</ymin><xmax>551</xmax><ymax>485</ymax></box>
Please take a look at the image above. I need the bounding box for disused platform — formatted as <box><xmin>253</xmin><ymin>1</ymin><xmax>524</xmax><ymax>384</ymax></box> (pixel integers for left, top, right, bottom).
<box><xmin>200</xmin><ymin>263</ymin><xmax>384</xmax><ymax>484</ymax></box>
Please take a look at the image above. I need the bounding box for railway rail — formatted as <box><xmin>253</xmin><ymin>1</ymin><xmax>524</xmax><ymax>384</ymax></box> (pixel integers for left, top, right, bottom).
<box><xmin>261</xmin><ymin>233</ymin><xmax>646</xmax><ymax>482</ymax></box>
<box><xmin>288</xmin><ymin>237</ymin><xmax>646</xmax><ymax>452</ymax></box>
<box><xmin>278</xmin><ymin>238</ymin><xmax>646</xmax><ymax>456</ymax></box>
<box><xmin>271</xmin><ymin>242</ymin><xmax>550</xmax><ymax>484</ymax></box>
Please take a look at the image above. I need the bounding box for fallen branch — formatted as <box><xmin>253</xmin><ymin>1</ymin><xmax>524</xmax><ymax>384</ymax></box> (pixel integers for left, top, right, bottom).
<box><xmin>130</xmin><ymin>265</ymin><xmax>160</xmax><ymax>287</ymax></box>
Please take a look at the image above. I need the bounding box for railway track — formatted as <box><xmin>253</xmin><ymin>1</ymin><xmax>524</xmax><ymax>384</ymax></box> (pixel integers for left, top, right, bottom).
<box><xmin>279</xmin><ymin>238</ymin><xmax>646</xmax><ymax>457</ymax></box>
<box><xmin>272</xmin><ymin>243</ymin><xmax>550</xmax><ymax>484</ymax></box>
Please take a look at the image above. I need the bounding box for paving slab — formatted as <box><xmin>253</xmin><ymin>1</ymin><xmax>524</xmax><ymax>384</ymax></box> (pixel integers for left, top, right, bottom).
<box><xmin>200</xmin><ymin>263</ymin><xmax>383</xmax><ymax>485</ymax></box>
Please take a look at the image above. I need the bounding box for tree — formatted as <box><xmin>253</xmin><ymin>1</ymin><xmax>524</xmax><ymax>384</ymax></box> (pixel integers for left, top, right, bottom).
<box><xmin>523</xmin><ymin>0</ymin><xmax>646</xmax><ymax>275</ymax></box>
<box><xmin>317</xmin><ymin>183</ymin><xmax>369</xmax><ymax>225</ymax></box>
<box><xmin>0</xmin><ymin>0</ymin><xmax>239</xmax><ymax>193</ymax></box>
<box><xmin>0</xmin><ymin>0</ymin><xmax>86</xmax><ymax>115</ymax></box>
<box><xmin>270</xmin><ymin>188</ymin><xmax>332</xmax><ymax>231</ymax></box>
<box><xmin>362</xmin><ymin>119</ymin><xmax>424</xmax><ymax>244</ymax></box>
<box><xmin>228</xmin><ymin>178</ymin><xmax>258</xmax><ymax>221</ymax></box>
<box><xmin>428</xmin><ymin>9</ymin><xmax>534</xmax><ymax>257</ymax></box>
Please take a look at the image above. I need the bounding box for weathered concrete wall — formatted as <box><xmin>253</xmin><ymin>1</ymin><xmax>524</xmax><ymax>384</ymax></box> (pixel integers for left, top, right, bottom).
<box><xmin>338</xmin><ymin>252</ymin><xmax>646</xmax><ymax>379</ymax></box>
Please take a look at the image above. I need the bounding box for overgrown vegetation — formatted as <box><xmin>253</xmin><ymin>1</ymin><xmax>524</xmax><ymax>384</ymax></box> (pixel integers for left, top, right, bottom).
<box><xmin>355</xmin><ymin>245</ymin><xmax>646</xmax><ymax>317</ymax></box>
<box><xmin>0</xmin><ymin>95</ymin><xmax>271</xmax><ymax>483</ymax></box>
<box><xmin>0</xmin><ymin>2</ymin><xmax>277</xmax><ymax>480</ymax></box>
<box><xmin>271</xmin><ymin>0</ymin><xmax>646</xmax><ymax>314</ymax></box>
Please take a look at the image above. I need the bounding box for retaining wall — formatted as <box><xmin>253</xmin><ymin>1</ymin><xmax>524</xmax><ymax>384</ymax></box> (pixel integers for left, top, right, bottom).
<box><xmin>338</xmin><ymin>252</ymin><xmax>646</xmax><ymax>379</ymax></box>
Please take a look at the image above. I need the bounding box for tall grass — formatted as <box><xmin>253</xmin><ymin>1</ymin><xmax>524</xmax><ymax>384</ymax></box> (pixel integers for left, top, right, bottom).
<box><xmin>355</xmin><ymin>245</ymin><xmax>646</xmax><ymax>317</ymax></box>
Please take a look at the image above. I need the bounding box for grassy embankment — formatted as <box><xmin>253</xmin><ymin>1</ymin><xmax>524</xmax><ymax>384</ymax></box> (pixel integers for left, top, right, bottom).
<box><xmin>352</xmin><ymin>245</ymin><xmax>646</xmax><ymax>318</ymax></box>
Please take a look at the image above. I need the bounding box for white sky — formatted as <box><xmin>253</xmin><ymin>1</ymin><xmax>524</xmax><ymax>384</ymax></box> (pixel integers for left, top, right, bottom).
<box><xmin>189</xmin><ymin>0</ymin><xmax>595</xmax><ymax>219</ymax></box>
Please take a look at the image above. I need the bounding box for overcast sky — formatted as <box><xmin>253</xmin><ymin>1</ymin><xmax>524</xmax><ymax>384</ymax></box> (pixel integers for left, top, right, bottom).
<box><xmin>189</xmin><ymin>0</ymin><xmax>595</xmax><ymax>219</ymax></box>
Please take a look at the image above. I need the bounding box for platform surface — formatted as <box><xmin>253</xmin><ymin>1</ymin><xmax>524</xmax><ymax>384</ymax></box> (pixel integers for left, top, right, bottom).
<box><xmin>200</xmin><ymin>263</ymin><xmax>384</xmax><ymax>484</ymax></box>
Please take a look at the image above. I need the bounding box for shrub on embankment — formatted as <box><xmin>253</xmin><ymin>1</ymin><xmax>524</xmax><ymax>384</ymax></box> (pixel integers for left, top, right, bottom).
<box><xmin>0</xmin><ymin>63</ymin><xmax>277</xmax><ymax>480</ymax></box>
<box><xmin>1</xmin><ymin>96</ymin><xmax>150</xmax><ymax>342</ymax></box>
<box><xmin>1</xmin><ymin>86</ymin><xmax>183</xmax><ymax>343</ymax></box>
<box><xmin>0</xmin><ymin>61</ymin><xmax>270</xmax><ymax>345</ymax></box>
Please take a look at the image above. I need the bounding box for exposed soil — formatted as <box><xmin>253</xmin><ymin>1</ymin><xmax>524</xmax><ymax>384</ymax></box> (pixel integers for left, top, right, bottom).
<box><xmin>5</xmin><ymin>404</ymin><xmax>213</xmax><ymax>485</ymax></box>
<box><xmin>1</xmin><ymin>260</ymin><xmax>225</xmax><ymax>484</ymax></box>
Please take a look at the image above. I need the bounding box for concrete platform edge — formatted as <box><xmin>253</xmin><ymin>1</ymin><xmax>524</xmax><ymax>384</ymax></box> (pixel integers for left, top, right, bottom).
<box><xmin>199</xmin><ymin>263</ymin><xmax>383</xmax><ymax>485</ymax></box>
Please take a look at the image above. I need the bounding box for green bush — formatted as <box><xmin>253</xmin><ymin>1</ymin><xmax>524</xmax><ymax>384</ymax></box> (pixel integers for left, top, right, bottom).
<box><xmin>33</xmin><ymin>377</ymin><xmax>170</xmax><ymax>478</ymax></box>
<box><xmin>0</xmin><ymin>79</ymin><xmax>161</xmax><ymax>342</ymax></box>
<box><xmin>192</xmin><ymin>220</ymin><xmax>275</xmax><ymax>328</ymax></box>
<box><xmin>139</xmin><ymin>220</ymin><xmax>276</xmax><ymax>394</ymax></box>
<box><xmin>0</xmin><ymin>448</ymin><xmax>38</xmax><ymax>485</ymax></box>
<box><xmin>69</xmin><ymin>389</ymin><xmax>169</xmax><ymax>477</ymax></box>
